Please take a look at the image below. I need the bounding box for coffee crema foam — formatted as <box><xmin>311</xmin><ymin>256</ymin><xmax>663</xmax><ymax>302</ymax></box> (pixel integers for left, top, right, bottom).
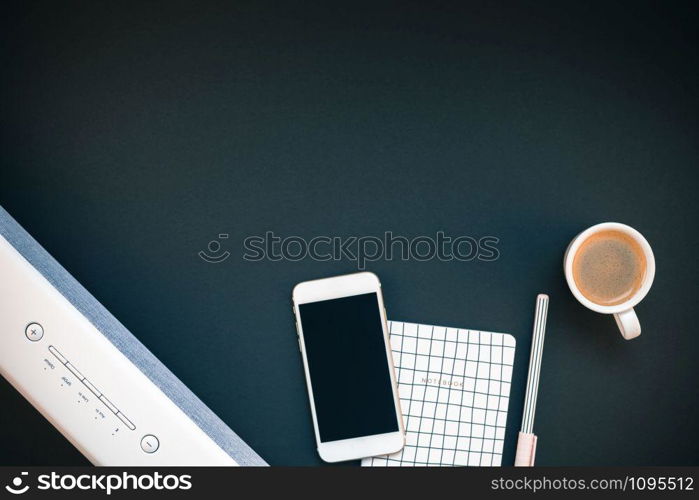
<box><xmin>572</xmin><ymin>230</ymin><xmax>646</xmax><ymax>306</ymax></box>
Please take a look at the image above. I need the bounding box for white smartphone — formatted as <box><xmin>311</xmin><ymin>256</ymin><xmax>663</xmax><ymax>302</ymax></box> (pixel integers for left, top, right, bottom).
<box><xmin>292</xmin><ymin>272</ymin><xmax>405</xmax><ymax>463</ymax></box>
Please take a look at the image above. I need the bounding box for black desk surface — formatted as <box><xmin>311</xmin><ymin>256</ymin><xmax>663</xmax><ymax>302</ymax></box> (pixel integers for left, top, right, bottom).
<box><xmin>1</xmin><ymin>2</ymin><xmax>697</xmax><ymax>466</ymax></box>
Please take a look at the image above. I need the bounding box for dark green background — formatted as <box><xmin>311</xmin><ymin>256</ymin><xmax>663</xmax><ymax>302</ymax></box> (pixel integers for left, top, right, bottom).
<box><xmin>1</xmin><ymin>1</ymin><xmax>697</xmax><ymax>465</ymax></box>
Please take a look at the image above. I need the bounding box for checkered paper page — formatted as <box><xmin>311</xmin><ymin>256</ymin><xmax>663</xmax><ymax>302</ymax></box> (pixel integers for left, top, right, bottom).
<box><xmin>362</xmin><ymin>321</ymin><xmax>515</xmax><ymax>467</ymax></box>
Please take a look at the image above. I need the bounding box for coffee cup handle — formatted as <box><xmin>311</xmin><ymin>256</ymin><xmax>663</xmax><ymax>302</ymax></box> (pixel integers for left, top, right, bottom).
<box><xmin>614</xmin><ymin>309</ymin><xmax>641</xmax><ymax>340</ymax></box>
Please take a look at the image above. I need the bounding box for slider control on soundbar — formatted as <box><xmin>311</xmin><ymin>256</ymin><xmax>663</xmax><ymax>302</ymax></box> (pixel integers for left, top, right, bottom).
<box><xmin>49</xmin><ymin>345</ymin><xmax>136</xmax><ymax>430</ymax></box>
<box><xmin>48</xmin><ymin>345</ymin><xmax>66</xmax><ymax>364</ymax></box>
<box><xmin>117</xmin><ymin>412</ymin><xmax>136</xmax><ymax>430</ymax></box>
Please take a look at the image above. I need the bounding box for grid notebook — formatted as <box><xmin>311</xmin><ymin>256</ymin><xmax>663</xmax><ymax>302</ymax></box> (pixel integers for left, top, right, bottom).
<box><xmin>362</xmin><ymin>320</ymin><xmax>516</xmax><ymax>467</ymax></box>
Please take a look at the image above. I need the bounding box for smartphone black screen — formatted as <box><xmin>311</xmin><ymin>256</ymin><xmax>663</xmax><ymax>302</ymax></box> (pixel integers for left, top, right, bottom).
<box><xmin>298</xmin><ymin>292</ymin><xmax>399</xmax><ymax>443</ymax></box>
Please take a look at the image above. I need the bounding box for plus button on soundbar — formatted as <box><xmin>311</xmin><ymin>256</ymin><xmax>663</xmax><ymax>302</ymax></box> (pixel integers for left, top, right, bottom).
<box><xmin>25</xmin><ymin>322</ymin><xmax>44</xmax><ymax>341</ymax></box>
<box><xmin>140</xmin><ymin>434</ymin><xmax>159</xmax><ymax>454</ymax></box>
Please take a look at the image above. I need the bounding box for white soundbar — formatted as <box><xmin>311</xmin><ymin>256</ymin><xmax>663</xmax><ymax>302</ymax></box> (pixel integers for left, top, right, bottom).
<box><xmin>0</xmin><ymin>207</ymin><xmax>266</xmax><ymax>465</ymax></box>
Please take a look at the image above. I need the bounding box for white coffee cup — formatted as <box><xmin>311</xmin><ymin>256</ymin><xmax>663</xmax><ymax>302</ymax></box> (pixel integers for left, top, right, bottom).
<box><xmin>564</xmin><ymin>222</ymin><xmax>655</xmax><ymax>340</ymax></box>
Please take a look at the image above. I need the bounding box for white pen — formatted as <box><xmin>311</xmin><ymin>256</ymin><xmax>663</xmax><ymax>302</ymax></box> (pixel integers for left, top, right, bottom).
<box><xmin>515</xmin><ymin>294</ymin><xmax>549</xmax><ymax>466</ymax></box>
